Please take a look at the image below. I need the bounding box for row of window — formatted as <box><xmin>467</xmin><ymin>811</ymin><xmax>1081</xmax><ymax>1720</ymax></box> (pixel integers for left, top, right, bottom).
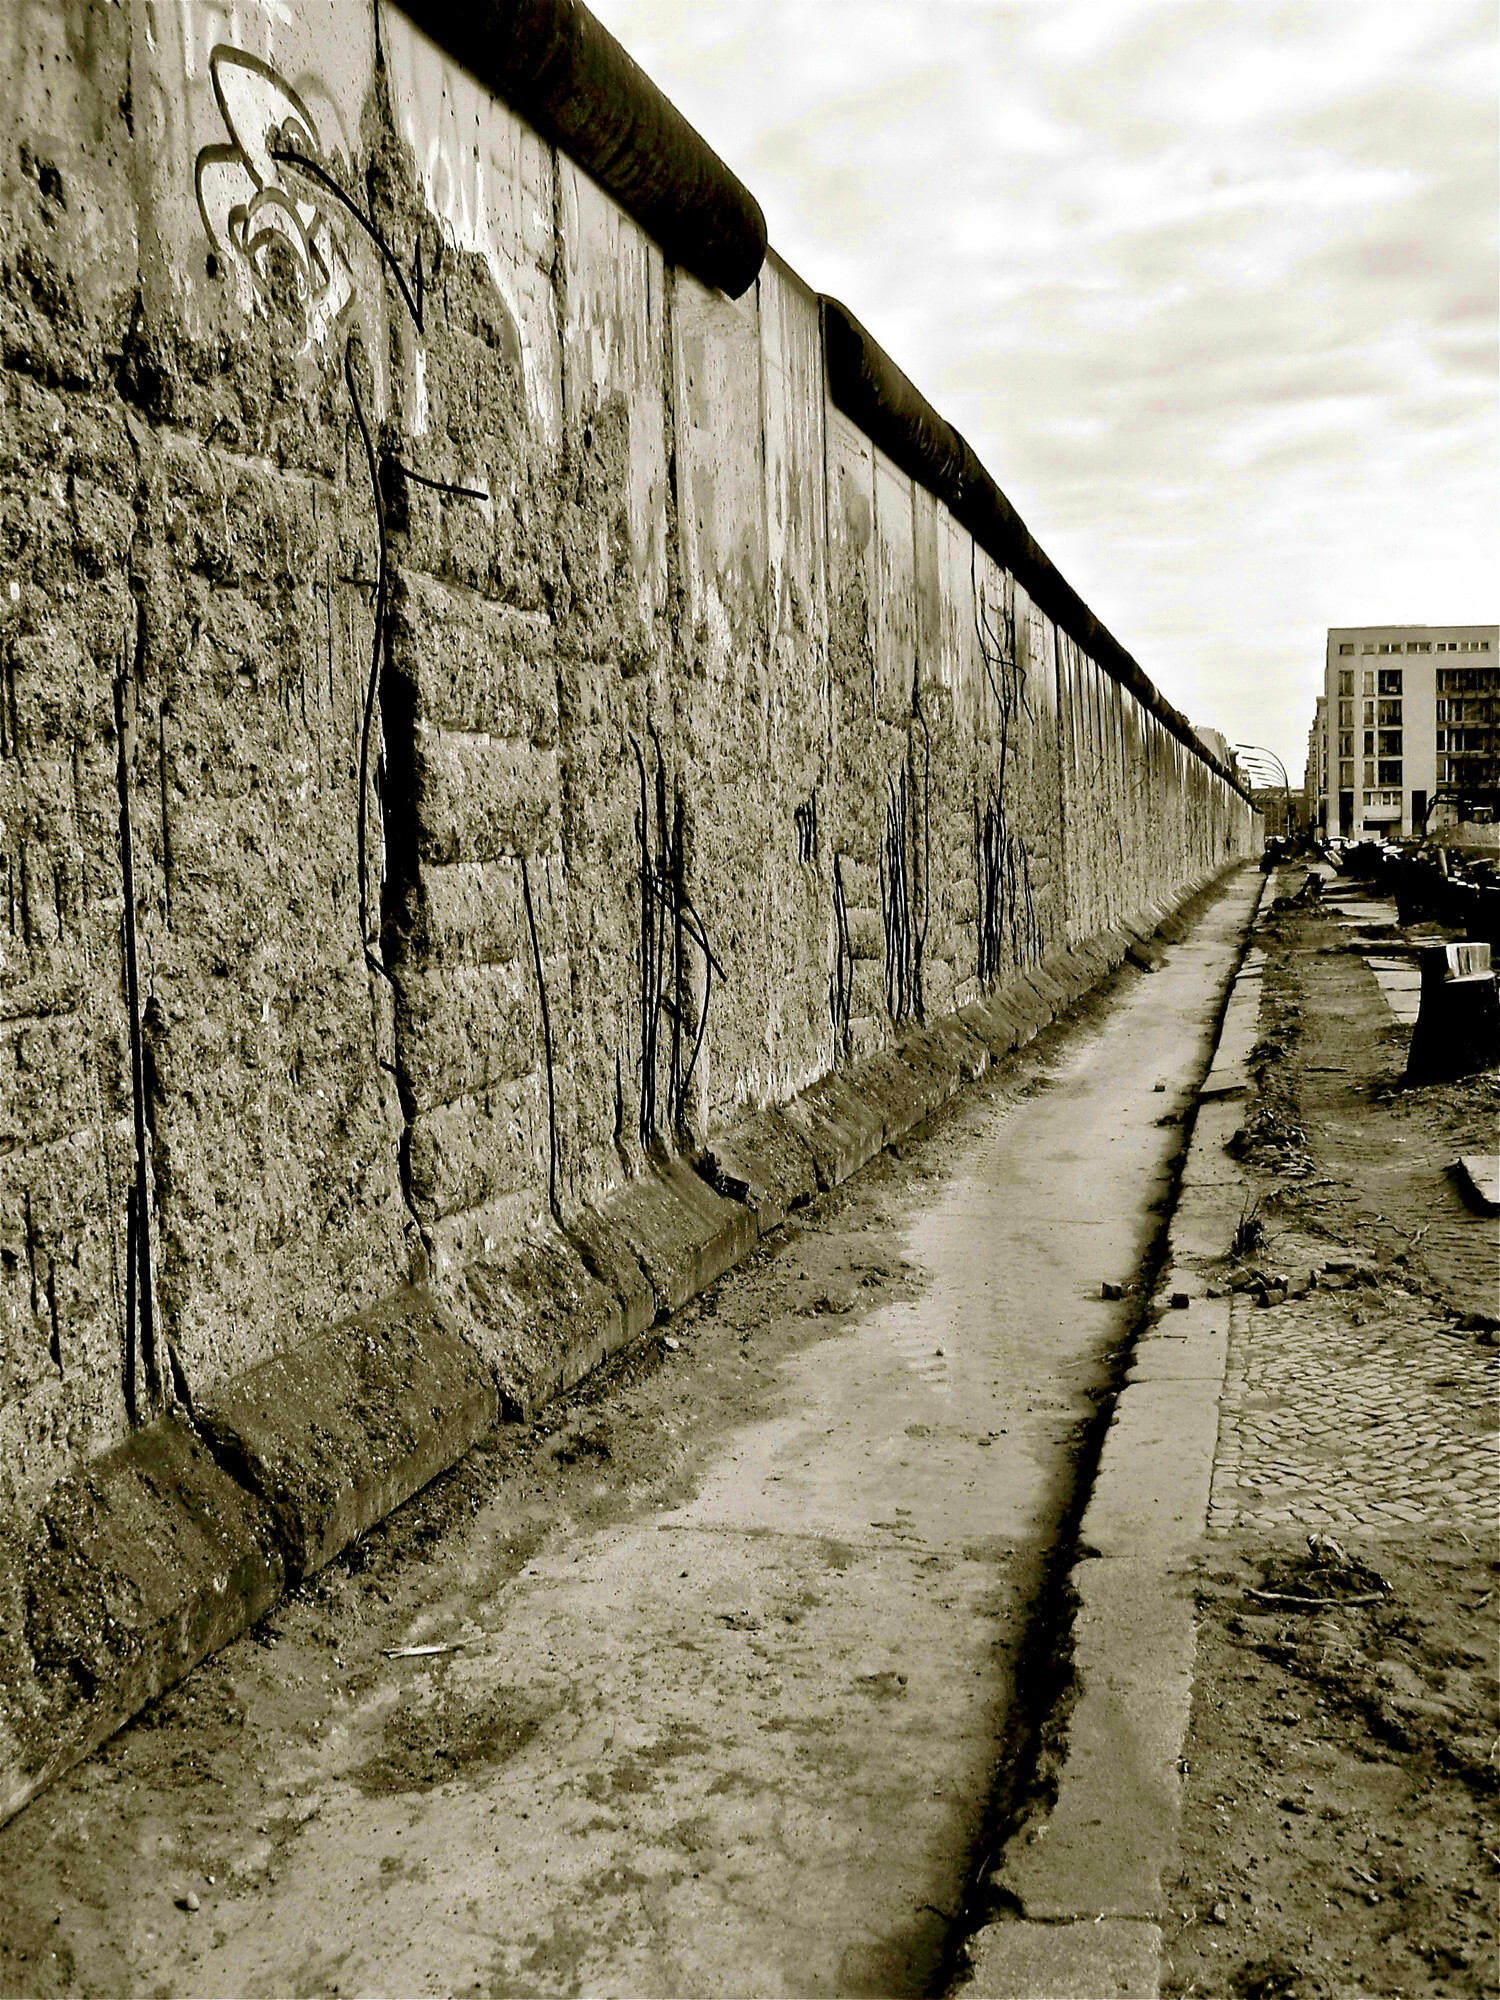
<box><xmin>1435</xmin><ymin>731</ymin><xmax>1497</xmax><ymax>753</ymax></box>
<box><xmin>1337</xmin><ymin>761</ymin><xmax>1403</xmax><ymax>788</ymax></box>
<box><xmin>1335</xmin><ymin>667</ymin><xmax>1498</xmax><ymax>701</ymax></box>
<box><xmin>1336</xmin><ymin>669</ymin><xmax>1405</xmax><ymax>697</ymax></box>
<box><xmin>1436</xmin><ymin>701</ymin><xmax>1499</xmax><ymax>724</ymax></box>
<box><xmin>1335</xmin><ymin>700</ymin><xmax>1403</xmax><ymax>727</ymax></box>
<box><xmin>1337</xmin><ymin>639</ymin><xmax>1491</xmax><ymax>655</ymax></box>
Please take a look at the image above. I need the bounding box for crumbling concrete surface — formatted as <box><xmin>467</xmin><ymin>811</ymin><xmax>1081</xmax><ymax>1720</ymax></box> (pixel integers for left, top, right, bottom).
<box><xmin>0</xmin><ymin>0</ymin><xmax>1256</xmax><ymax>1824</ymax></box>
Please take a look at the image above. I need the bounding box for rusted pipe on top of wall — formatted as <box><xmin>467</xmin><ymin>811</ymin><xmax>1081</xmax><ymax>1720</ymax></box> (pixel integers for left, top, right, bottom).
<box><xmin>395</xmin><ymin>0</ymin><xmax>767</xmax><ymax>298</ymax></box>
<box><xmin>821</xmin><ymin>296</ymin><xmax>1252</xmax><ymax>803</ymax></box>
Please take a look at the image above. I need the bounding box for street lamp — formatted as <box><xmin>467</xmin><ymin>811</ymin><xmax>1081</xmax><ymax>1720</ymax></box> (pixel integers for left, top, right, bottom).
<box><xmin>1234</xmin><ymin>744</ymin><xmax>1294</xmax><ymax>840</ymax></box>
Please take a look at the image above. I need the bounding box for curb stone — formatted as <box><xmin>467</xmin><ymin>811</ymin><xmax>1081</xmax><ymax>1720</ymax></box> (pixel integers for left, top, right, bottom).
<box><xmin>0</xmin><ymin>864</ymin><xmax>1248</xmax><ymax>1831</ymax></box>
<box><xmin>960</xmin><ymin>1918</ymin><xmax>1163</xmax><ymax>2000</ymax></box>
<box><xmin>0</xmin><ymin>1415</ymin><xmax>286</xmax><ymax>1827</ymax></box>
<box><xmin>955</xmin><ymin>868</ymin><xmax>1267</xmax><ymax>1997</ymax></box>
<box><xmin>997</xmin><ymin>1558</ymin><xmax>1198</xmax><ymax>1921</ymax></box>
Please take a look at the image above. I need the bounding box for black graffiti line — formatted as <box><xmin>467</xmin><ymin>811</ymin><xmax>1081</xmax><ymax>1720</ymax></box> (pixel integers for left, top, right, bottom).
<box><xmin>115</xmin><ymin>667</ymin><xmax>161</xmax><ymax>1416</ymax></box>
<box><xmin>344</xmin><ymin>343</ymin><xmax>389</xmax><ymax>982</ymax></box>
<box><xmin>829</xmin><ymin>851</ymin><xmax>854</xmax><ymax>1056</ymax></box>
<box><xmin>638</xmin><ymin>869</ymin><xmax>725</xmax><ymax>979</ymax></box>
<box><xmin>271</xmin><ymin>145</ymin><xmax>425</xmax><ymax>331</ymax></box>
<box><xmin>912</xmin><ymin>675</ymin><xmax>932</xmax><ymax>1012</ymax></box>
<box><xmin>519</xmin><ymin>856</ymin><xmax>561</xmax><ymax>1225</ymax></box>
<box><xmin>630</xmin><ymin>731</ymin><xmax>723</xmax><ymax>1144</ymax></box>
<box><xmin>387</xmin><ymin>458</ymin><xmax>490</xmax><ymax>503</ymax></box>
<box><xmin>633</xmin><ymin>735</ymin><xmax>662</xmax><ymax>1145</ymax></box>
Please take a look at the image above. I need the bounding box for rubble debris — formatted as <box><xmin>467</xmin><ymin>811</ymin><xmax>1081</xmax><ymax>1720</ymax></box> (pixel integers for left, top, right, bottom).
<box><xmin>1450</xmin><ymin>1154</ymin><xmax>1500</xmax><ymax>1215</ymax></box>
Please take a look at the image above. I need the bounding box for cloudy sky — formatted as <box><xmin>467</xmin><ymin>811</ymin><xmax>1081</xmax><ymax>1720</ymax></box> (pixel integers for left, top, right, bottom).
<box><xmin>590</xmin><ymin>0</ymin><xmax>1496</xmax><ymax>782</ymax></box>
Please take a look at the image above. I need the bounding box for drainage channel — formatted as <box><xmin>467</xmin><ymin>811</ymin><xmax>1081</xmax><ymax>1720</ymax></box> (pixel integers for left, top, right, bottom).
<box><xmin>936</xmin><ymin>876</ymin><xmax>1264</xmax><ymax>1993</ymax></box>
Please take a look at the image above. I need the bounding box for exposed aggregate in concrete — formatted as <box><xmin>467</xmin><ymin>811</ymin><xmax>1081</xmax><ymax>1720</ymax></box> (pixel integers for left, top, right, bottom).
<box><xmin>1</xmin><ymin>1</ymin><xmax>1253</xmax><ymax>1542</ymax></box>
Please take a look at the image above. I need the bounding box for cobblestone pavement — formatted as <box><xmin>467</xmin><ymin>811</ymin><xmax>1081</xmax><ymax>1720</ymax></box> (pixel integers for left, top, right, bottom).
<box><xmin>1208</xmin><ymin>1291</ymin><xmax>1498</xmax><ymax>1535</ymax></box>
<box><xmin>1208</xmin><ymin>871</ymin><xmax>1497</xmax><ymax>1538</ymax></box>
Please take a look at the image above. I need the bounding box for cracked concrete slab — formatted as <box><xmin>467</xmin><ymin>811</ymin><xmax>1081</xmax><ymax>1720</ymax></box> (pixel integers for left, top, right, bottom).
<box><xmin>961</xmin><ymin>1916</ymin><xmax>1162</xmax><ymax>1998</ymax></box>
<box><xmin>1075</xmin><ymin>1379</ymin><xmax>1222</xmax><ymax>1559</ymax></box>
<box><xmin>996</xmin><ymin>1557</ymin><xmax>1196</xmax><ymax>1922</ymax></box>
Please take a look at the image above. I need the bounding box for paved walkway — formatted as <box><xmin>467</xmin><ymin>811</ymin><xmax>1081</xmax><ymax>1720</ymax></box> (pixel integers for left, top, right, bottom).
<box><xmin>1207</xmin><ymin>866</ymin><xmax>1498</xmax><ymax>1541</ymax></box>
<box><xmin>1208</xmin><ymin>1293</ymin><xmax>1497</xmax><ymax>1535</ymax></box>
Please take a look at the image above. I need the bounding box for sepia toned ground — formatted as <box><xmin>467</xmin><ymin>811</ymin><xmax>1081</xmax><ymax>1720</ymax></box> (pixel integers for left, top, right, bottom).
<box><xmin>1165</xmin><ymin>873</ymin><xmax>1499</xmax><ymax>2000</ymax></box>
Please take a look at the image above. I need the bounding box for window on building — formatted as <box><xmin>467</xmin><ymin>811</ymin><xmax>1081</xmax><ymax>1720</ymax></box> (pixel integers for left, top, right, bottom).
<box><xmin>1436</xmin><ymin>700</ymin><xmax>1447</xmax><ymax>721</ymax></box>
<box><xmin>1378</xmin><ymin>669</ymin><xmax>1403</xmax><ymax>695</ymax></box>
<box><xmin>1339</xmin><ymin>700</ymin><xmax>1354</xmax><ymax>727</ymax></box>
<box><xmin>1410</xmin><ymin>641</ymin><xmax>1431</xmax><ymax>652</ymax></box>
<box><xmin>1360</xmin><ymin>731</ymin><xmax>1372</xmax><ymax>756</ymax></box>
<box><xmin>1341</xmin><ymin>732</ymin><xmax>1356</xmax><ymax>757</ymax></box>
<box><xmin>1339</xmin><ymin>760</ymin><xmax>1354</xmax><ymax>788</ymax></box>
<box><xmin>1362</xmin><ymin>644</ymin><xmax>1375</xmax><ymax>654</ymax></box>
<box><xmin>1363</xmin><ymin>760</ymin><xmax>1376</xmax><ymax>787</ymax></box>
<box><xmin>1378</xmin><ymin>760</ymin><xmax>1403</xmax><ymax>786</ymax></box>
<box><xmin>1338</xmin><ymin>670</ymin><xmax>1354</xmax><ymax>696</ymax></box>
<box><xmin>1364</xmin><ymin>790</ymin><xmax>1401</xmax><ymax>807</ymax></box>
<box><xmin>1436</xmin><ymin>731</ymin><xmax>1447</xmax><ymax>752</ymax></box>
<box><xmin>1378</xmin><ymin>700</ymin><xmax>1402</xmax><ymax>726</ymax></box>
<box><xmin>1338</xmin><ymin>642</ymin><xmax>1354</xmax><ymax>654</ymax></box>
<box><xmin>1362</xmin><ymin>700</ymin><xmax>1375</xmax><ymax>726</ymax></box>
<box><xmin>1378</xmin><ymin>730</ymin><xmax>1403</xmax><ymax>756</ymax></box>
<box><xmin>1362</xmin><ymin>672</ymin><xmax>1375</xmax><ymax>696</ymax></box>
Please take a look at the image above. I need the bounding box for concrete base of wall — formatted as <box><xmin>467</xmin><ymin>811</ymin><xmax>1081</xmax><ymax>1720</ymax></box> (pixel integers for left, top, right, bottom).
<box><xmin>0</xmin><ymin>863</ymin><xmax>1248</xmax><ymax>1831</ymax></box>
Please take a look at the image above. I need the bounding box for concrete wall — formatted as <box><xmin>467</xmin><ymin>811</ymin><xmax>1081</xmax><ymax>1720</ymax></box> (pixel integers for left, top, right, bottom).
<box><xmin>0</xmin><ymin>0</ymin><xmax>1253</xmax><ymax>1516</ymax></box>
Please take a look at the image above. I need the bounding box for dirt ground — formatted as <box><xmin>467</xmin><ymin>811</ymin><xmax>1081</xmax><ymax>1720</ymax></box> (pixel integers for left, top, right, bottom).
<box><xmin>1165</xmin><ymin>885</ymin><xmax>1499</xmax><ymax>2000</ymax></box>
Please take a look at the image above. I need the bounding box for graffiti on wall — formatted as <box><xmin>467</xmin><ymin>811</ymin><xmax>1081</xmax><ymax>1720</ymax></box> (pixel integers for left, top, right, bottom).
<box><xmin>973</xmin><ymin>561</ymin><xmax>1043</xmax><ymax>981</ymax></box>
<box><xmin>633</xmin><ymin>729</ymin><xmax>724</xmax><ymax>1149</ymax></box>
<box><xmin>195</xmin><ymin>47</ymin><xmax>355</xmax><ymax>338</ymax></box>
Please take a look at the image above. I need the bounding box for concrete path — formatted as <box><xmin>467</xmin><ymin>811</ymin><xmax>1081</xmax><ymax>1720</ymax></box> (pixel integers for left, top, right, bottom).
<box><xmin>1325</xmin><ymin>891</ymin><xmax>1425</xmax><ymax>1024</ymax></box>
<box><xmin>0</xmin><ymin>877</ymin><xmax>1259</xmax><ymax>2000</ymax></box>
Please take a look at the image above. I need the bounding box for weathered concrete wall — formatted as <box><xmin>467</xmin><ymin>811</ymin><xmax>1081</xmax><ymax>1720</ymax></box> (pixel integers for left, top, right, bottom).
<box><xmin>0</xmin><ymin>0</ymin><xmax>1254</xmax><ymax>1519</ymax></box>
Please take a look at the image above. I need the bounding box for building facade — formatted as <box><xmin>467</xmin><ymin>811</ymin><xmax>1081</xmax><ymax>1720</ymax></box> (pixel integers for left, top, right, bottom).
<box><xmin>1317</xmin><ymin>625</ymin><xmax>1499</xmax><ymax>839</ymax></box>
<box><xmin>1304</xmin><ymin>696</ymin><xmax>1327</xmax><ymax>834</ymax></box>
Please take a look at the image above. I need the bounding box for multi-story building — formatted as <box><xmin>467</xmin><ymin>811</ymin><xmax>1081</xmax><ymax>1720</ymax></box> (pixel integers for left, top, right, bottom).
<box><xmin>1304</xmin><ymin>697</ymin><xmax>1327</xmax><ymax>834</ymax></box>
<box><xmin>1317</xmin><ymin>624</ymin><xmax>1498</xmax><ymax>839</ymax></box>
